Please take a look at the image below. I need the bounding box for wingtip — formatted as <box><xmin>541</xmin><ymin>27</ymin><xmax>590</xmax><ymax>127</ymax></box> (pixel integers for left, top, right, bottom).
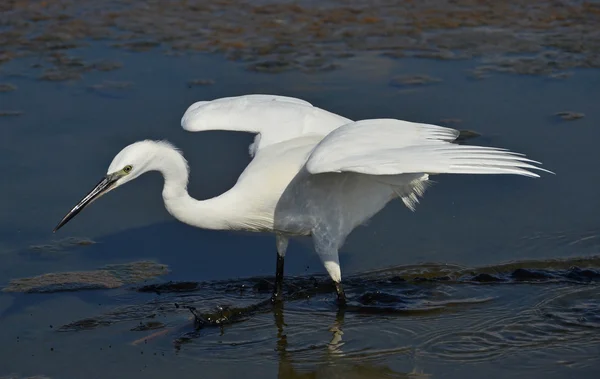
<box><xmin>533</xmin><ymin>165</ymin><xmax>555</xmax><ymax>177</ymax></box>
<box><xmin>180</xmin><ymin>101</ymin><xmax>210</xmax><ymax>131</ymax></box>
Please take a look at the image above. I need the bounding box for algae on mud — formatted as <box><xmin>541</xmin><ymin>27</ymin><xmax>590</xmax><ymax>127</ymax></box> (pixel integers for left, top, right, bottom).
<box><xmin>3</xmin><ymin>260</ymin><xmax>169</xmax><ymax>293</ymax></box>
<box><xmin>2</xmin><ymin>0</ymin><xmax>600</xmax><ymax>78</ymax></box>
<box><xmin>54</xmin><ymin>256</ymin><xmax>600</xmax><ymax>335</ymax></box>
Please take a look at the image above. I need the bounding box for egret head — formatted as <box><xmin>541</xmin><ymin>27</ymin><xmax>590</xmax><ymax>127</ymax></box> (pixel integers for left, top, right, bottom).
<box><xmin>53</xmin><ymin>140</ymin><xmax>179</xmax><ymax>232</ymax></box>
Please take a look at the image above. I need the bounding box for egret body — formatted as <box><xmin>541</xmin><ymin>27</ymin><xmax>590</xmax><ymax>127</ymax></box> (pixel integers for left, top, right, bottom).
<box><xmin>54</xmin><ymin>94</ymin><xmax>551</xmax><ymax>303</ymax></box>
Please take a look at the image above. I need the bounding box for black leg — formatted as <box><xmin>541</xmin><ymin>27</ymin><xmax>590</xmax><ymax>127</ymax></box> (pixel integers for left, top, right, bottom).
<box><xmin>335</xmin><ymin>282</ymin><xmax>347</xmax><ymax>306</ymax></box>
<box><xmin>271</xmin><ymin>253</ymin><xmax>285</xmax><ymax>303</ymax></box>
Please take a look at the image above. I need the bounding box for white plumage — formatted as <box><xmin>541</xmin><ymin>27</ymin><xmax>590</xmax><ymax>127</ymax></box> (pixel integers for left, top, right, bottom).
<box><xmin>55</xmin><ymin>94</ymin><xmax>552</xmax><ymax>303</ymax></box>
<box><xmin>181</xmin><ymin>94</ymin><xmax>351</xmax><ymax>156</ymax></box>
<box><xmin>306</xmin><ymin>119</ymin><xmax>546</xmax><ymax>177</ymax></box>
<box><xmin>178</xmin><ymin>94</ymin><xmax>550</xmax><ymax>300</ymax></box>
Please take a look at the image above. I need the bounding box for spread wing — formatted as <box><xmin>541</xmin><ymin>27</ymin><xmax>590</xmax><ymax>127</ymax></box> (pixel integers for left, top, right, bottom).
<box><xmin>306</xmin><ymin>119</ymin><xmax>551</xmax><ymax>177</ymax></box>
<box><xmin>180</xmin><ymin>94</ymin><xmax>352</xmax><ymax>156</ymax></box>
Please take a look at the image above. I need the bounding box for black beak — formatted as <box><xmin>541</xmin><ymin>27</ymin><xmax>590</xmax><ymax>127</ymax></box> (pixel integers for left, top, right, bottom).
<box><xmin>53</xmin><ymin>174</ymin><xmax>119</xmax><ymax>233</ymax></box>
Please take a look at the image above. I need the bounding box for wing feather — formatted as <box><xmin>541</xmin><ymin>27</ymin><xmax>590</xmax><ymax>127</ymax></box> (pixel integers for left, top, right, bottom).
<box><xmin>306</xmin><ymin>119</ymin><xmax>551</xmax><ymax>178</ymax></box>
<box><xmin>181</xmin><ymin>94</ymin><xmax>351</xmax><ymax>156</ymax></box>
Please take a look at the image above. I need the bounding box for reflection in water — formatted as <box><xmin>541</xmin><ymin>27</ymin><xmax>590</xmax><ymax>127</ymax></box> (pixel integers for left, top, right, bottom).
<box><xmin>24</xmin><ymin>256</ymin><xmax>596</xmax><ymax>377</ymax></box>
<box><xmin>273</xmin><ymin>304</ymin><xmax>430</xmax><ymax>379</ymax></box>
<box><xmin>1</xmin><ymin>257</ymin><xmax>599</xmax><ymax>377</ymax></box>
<box><xmin>327</xmin><ymin>308</ymin><xmax>345</xmax><ymax>357</ymax></box>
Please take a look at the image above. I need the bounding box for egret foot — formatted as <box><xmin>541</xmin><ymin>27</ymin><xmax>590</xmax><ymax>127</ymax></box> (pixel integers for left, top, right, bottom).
<box><xmin>335</xmin><ymin>282</ymin><xmax>347</xmax><ymax>306</ymax></box>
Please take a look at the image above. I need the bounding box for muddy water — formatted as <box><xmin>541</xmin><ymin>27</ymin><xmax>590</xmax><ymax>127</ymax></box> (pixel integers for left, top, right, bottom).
<box><xmin>2</xmin><ymin>4</ymin><xmax>600</xmax><ymax>378</ymax></box>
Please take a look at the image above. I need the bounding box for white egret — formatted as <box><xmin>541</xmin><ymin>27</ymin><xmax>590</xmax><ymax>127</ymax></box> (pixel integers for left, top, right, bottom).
<box><xmin>54</xmin><ymin>94</ymin><xmax>551</xmax><ymax>304</ymax></box>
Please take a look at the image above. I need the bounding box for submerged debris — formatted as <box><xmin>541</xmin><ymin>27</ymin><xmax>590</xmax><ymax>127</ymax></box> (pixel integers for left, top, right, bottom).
<box><xmin>187</xmin><ymin>79</ymin><xmax>215</xmax><ymax>87</ymax></box>
<box><xmin>358</xmin><ymin>291</ymin><xmax>405</xmax><ymax>305</ymax></box>
<box><xmin>92</xmin><ymin>60</ymin><xmax>123</xmax><ymax>72</ymax></box>
<box><xmin>0</xmin><ymin>83</ymin><xmax>17</xmax><ymax>92</ymax></box>
<box><xmin>117</xmin><ymin>40</ymin><xmax>160</xmax><ymax>52</ymax></box>
<box><xmin>87</xmin><ymin>80</ymin><xmax>134</xmax><ymax>97</ymax></box>
<box><xmin>0</xmin><ymin>111</ymin><xmax>23</xmax><ymax>117</ymax></box>
<box><xmin>389</xmin><ymin>74</ymin><xmax>442</xmax><ymax>88</ymax></box>
<box><xmin>548</xmin><ymin>72</ymin><xmax>574</xmax><ymax>80</ymax></box>
<box><xmin>130</xmin><ymin>321</ymin><xmax>165</xmax><ymax>331</ymax></box>
<box><xmin>247</xmin><ymin>60</ymin><xmax>294</xmax><ymax>73</ymax></box>
<box><xmin>3</xmin><ymin>261</ymin><xmax>169</xmax><ymax>293</ymax></box>
<box><xmin>555</xmin><ymin>111</ymin><xmax>585</xmax><ymax>121</ymax></box>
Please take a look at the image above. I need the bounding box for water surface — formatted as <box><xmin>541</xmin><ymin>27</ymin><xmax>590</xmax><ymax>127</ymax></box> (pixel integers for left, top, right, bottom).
<box><xmin>1</xmin><ymin>41</ymin><xmax>599</xmax><ymax>378</ymax></box>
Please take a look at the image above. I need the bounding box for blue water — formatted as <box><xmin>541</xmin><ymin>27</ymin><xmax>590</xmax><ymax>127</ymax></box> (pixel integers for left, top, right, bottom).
<box><xmin>1</xmin><ymin>44</ymin><xmax>600</xmax><ymax>378</ymax></box>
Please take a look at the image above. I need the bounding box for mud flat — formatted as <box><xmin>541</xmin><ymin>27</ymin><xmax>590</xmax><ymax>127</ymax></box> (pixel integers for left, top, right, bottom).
<box><xmin>1</xmin><ymin>0</ymin><xmax>599</xmax><ymax>77</ymax></box>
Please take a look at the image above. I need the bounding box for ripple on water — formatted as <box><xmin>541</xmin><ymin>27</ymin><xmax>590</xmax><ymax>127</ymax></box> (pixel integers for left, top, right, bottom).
<box><xmin>539</xmin><ymin>287</ymin><xmax>600</xmax><ymax>329</ymax></box>
<box><xmin>419</xmin><ymin>285</ymin><xmax>600</xmax><ymax>364</ymax></box>
<box><xmin>43</xmin><ymin>256</ymin><xmax>600</xmax><ymax>371</ymax></box>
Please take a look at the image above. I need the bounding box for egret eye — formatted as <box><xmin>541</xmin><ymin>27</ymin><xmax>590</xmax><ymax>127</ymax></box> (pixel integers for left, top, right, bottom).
<box><xmin>123</xmin><ymin>165</ymin><xmax>133</xmax><ymax>173</ymax></box>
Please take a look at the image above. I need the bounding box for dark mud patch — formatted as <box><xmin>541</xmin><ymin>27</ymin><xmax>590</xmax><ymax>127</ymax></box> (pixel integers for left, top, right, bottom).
<box><xmin>137</xmin><ymin>281</ymin><xmax>201</xmax><ymax>294</ymax></box>
<box><xmin>53</xmin><ymin>256</ymin><xmax>600</xmax><ymax>348</ymax></box>
<box><xmin>469</xmin><ymin>273</ymin><xmax>506</xmax><ymax>283</ymax></box>
<box><xmin>2</xmin><ymin>1</ymin><xmax>600</xmax><ymax>78</ymax></box>
<box><xmin>3</xmin><ymin>260</ymin><xmax>169</xmax><ymax>293</ymax></box>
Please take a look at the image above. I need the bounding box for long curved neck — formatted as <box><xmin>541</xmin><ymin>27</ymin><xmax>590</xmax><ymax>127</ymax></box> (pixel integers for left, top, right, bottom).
<box><xmin>151</xmin><ymin>145</ymin><xmax>236</xmax><ymax>230</ymax></box>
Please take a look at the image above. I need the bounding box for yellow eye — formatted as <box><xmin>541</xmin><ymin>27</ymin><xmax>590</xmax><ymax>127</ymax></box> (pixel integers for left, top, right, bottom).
<box><xmin>123</xmin><ymin>165</ymin><xmax>133</xmax><ymax>173</ymax></box>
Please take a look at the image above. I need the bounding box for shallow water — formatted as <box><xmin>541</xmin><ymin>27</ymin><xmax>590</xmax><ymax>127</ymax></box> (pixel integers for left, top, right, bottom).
<box><xmin>2</xmin><ymin>9</ymin><xmax>600</xmax><ymax>379</ymax></box>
